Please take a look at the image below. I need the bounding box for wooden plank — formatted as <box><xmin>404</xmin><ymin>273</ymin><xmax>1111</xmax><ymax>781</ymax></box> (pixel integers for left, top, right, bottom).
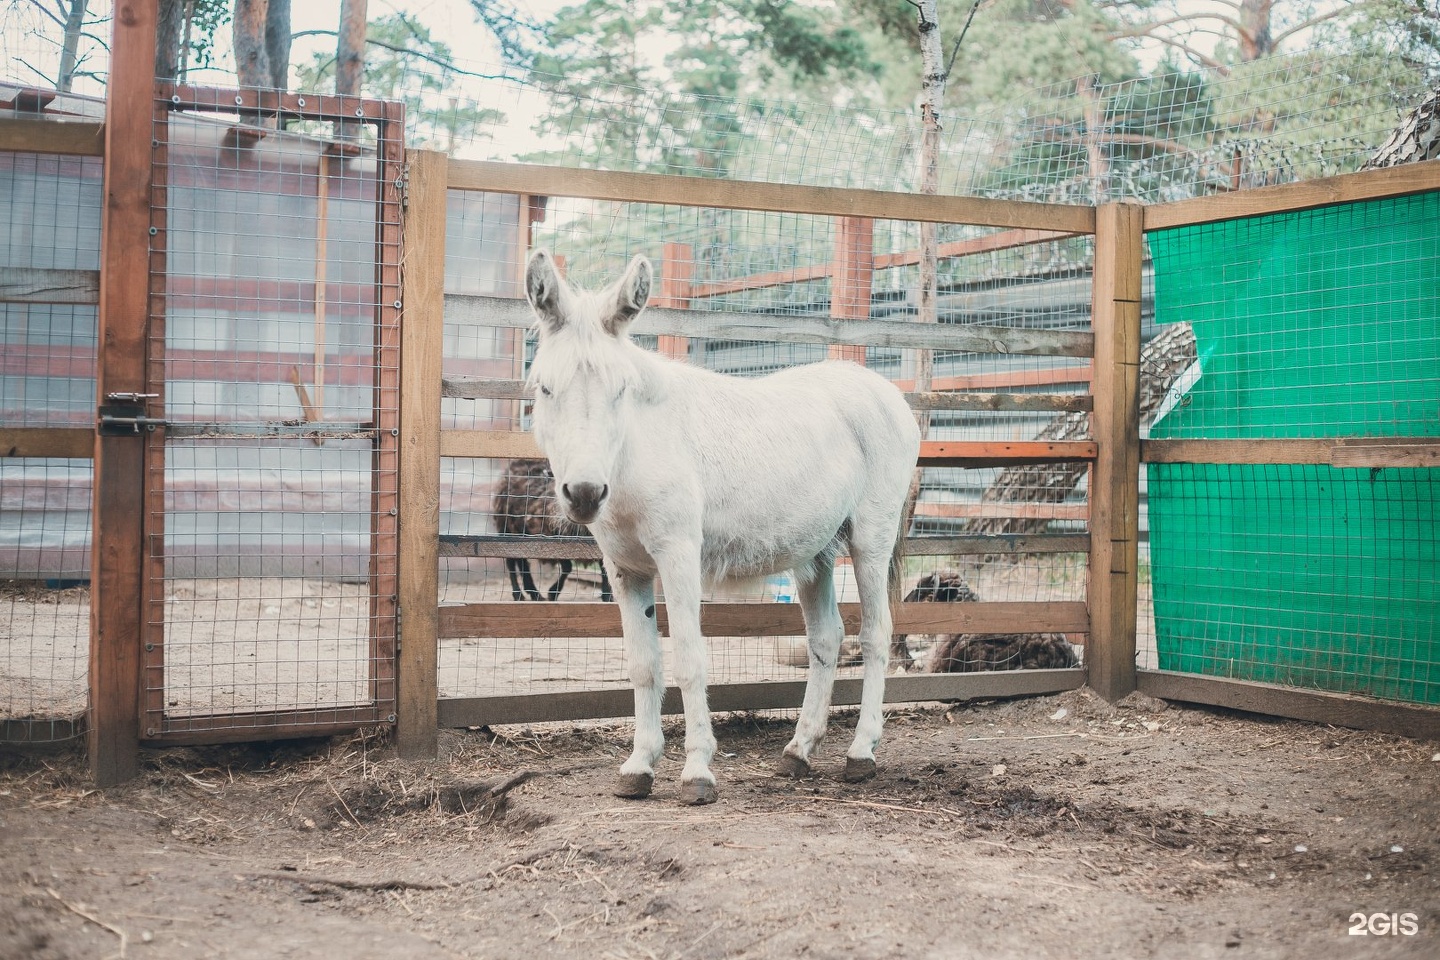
<box><xmin>447</xmin><ymin>159</ymin><xmax>1097</xmax><ymax>233</ymax></box>
<box><xmin>1329</xmin><ymin>444</ymin><xmax>1440</xmax><ymax>469</ymax></box>
<box><xmin>89</xmin><ymin>0</ymin><xmax>157</xmax><ymax>787</ymax></box>
<box><xmin>655</xmin><ymin>241</ymin><xmax>692</xmax><ymax>360</ymax></box>
<box><xmin>1</xmin><ymin>427</ymin><xmax>93</xmax><ymax>459</ymax></box>
<box><xmin>1086</xmin><ymin>202</ymin><xmax>1144</xmax><ymax>704</ymax></box>
<box><xmin>0</xmin><ymin>266</ymin><xmax>100</xmax><ymax>304</ymax></box>
<box><xmin>1</xmin><ymin>715</ymin><xmax>86</xmax><ymax>744</ymax></box>
<box><xmin>907</xmin><ymin>391</ymin><xmax>1092</xmax><ymax>413</ymax></box>
<box><xmin>437</xmin><ymin>669</ymin><xmax>1087</xmax><ymax>727</ymax></box>
<box><xmin>1144</xmin><ymin>160</ymin><xmax>1440</xmax><ymax>231</ymax></box>
<box><xmin>440</xmin><ymin>532</ymin><xmax>1090</xmax><ymax>561</ymax></box>
<box><xmin>915</xmin><ymin>501</ymin><xmax>1088</xmax><ymax>521</ymax></box>
<box><xmin>828</xmin><ymin>216</ymin><xmax>872</xmax><ymax>364</ymax></box>
<box><xmin>919</xmin><ymin>439</ymin><xmax>1097</xmax><ymax>467</ymax></box>
<box><xmin>442</xmin><ymin>378</ymin><xmax>1091</xmax><ymax>413</ymax></box>
<box><xmin>439</xmin><ymin>431</ymin><xmax>1096</xmax><ymax>465</ymax></box>
<box><xmin>438</xmin><ymin>600</ymin><xmax>1089</xmax><ymax>639</ymax></box>
<box><xmin>141</xmin><ymin>707</ymin><xmax>387</xmax><ymax>745</ymax></box>
<box><xmin>691</xmin><ymin>263</ymin><xmax>831</xmax><ymax>299</ymax></box>
<box><xmin>874</xmin><ymin>228</ymin><xmax>1084</xmax><ymax>270</ymax></box>
<box><xmin>1141</xmin><ymin>437</ymin><xmax>1440</xmax><ymax>466</ymax></box>
<box><xmin>395</xmin><ymin>150</ymin><xmax>447</xmax><ymax>759</ymax></box>
<box><xmin>440</xmin><ymin>428</ymin><xmax>540</xmax><ymax>459</ymax></box>
<box><xmin>444</xmin><ymin>293</ymin><xmax>1095</xmax><ymax>357</ymax></box>
<box><xmin>0</xmin><ymin>117</ymin><xmax>105</xmax><ymax>156</ymax></box>
<box><xmin>683</xmin><ymin>229</ymin><xmax>1080</xmax><ymax>300</ymax></box>
<box><xmin>1136</xmin><ymin>671</ymin><xmax>1440</xmax><ymax>741</ymax></box>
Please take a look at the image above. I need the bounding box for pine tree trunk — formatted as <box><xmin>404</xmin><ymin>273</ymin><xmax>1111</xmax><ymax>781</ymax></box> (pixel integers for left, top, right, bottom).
<box><xmin>266</xmin><ymin>0</ymin><xmax>292</xmax><ymax>90</ymax></box>
<box><xmin>336</xmin><ymin>0</ymin><xmax>369</xmax><ymax>96</ymax></box>
<box><xmin>1362</xmin><ymin>86</ymin><xmax>1440</xmax><ymax>169</ymax></box>
<box><xmin>234</xmin><ymin>0</ymin><xmax>271</xmax><ymax>88</ymax></box>
<box><xmin>967</xmin><ymin>322</ymin><xmax>1197</xmax><ymax>538</ymax></box>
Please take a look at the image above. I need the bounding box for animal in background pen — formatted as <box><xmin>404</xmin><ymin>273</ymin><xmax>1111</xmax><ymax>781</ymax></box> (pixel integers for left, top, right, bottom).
<box><xmin>492</xmin><ymin>458</ymin><xmax>612</xmax><ymax>602</ymax></box>
<box><xmin>892</xmin><ymin>571</ymin><xmax>1079</xmax><ymax>672</ymax></box>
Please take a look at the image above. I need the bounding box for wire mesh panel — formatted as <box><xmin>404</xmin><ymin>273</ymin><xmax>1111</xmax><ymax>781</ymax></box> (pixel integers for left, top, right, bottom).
<box><xmin>0</xmin><ymin>144</ymin><xmax>101</xmax><ymax>741</ymax></box>
<box><xmin>1142</xmin><ymin>191</ymin><xmax>1439</xmax><ymax>703</ymax></box>
<box><xmin>140</xmin><ymin>87</ymin><xmax>404</xmax><ymax>739</ymax></box>
<box><xmin>436</xmin><ymin>190</ymin><xmax>1093</xmax><ymax>713</ymax></box>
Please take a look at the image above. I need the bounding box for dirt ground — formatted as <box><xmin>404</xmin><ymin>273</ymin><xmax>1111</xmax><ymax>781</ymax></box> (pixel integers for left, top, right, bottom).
<box><xmin>2</xmin><ymin>689</ymin><xmax>1436</xmax><ymax>960</ymax></box>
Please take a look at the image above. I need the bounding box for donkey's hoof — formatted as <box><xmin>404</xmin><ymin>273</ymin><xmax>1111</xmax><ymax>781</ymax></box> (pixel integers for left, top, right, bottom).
<box><xmin>614</xmin><ymin>772</ymin><xmax>654</xmax><ymax>799</ymax></box>
<box><xmin>775</xmin><ymin>753</ymin><xmax>811</xmax><ymax>779</ymax></box>
<box><xmin>679</xmin><ymin>780</ymin><xmax>718</xmax><ymax>806</ymax></box>
<box><xmin>843</xmin><ymin>757</ymin><xmax>877</xmax><ymax>783</ymax></box>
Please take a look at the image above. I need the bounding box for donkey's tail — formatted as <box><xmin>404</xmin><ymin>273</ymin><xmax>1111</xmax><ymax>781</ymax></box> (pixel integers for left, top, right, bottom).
<box><xmin>888</xmin><ymin>508</ymin><xmax>907</xmax><ymax>615</ymax></box>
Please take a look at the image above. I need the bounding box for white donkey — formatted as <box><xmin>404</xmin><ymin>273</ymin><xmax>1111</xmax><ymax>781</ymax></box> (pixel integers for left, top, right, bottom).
<box><xmin>524</xmin><ymin>249</ymin><xmax>920</xmax><ymax>805</ymax></box>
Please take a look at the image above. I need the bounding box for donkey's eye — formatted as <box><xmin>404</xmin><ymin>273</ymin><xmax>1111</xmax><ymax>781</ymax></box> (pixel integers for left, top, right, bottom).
<box><xmin>538</xmin><ymin>384</ymin><xmax>553</xmax><ymax>398</ymax></box>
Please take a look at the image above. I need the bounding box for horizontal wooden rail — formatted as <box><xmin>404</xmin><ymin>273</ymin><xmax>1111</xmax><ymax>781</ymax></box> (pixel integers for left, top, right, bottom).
<box><xmin>438</xmin><ymin>668</ymin><xmax>1087</xmax><ymax>727</ymax></box>
<box><xmin>1142</xmin><ymin>437</ymin><xmax>1440</xmax><ymax>468</ymax></box>
<box><xmin>0</xmin><ymin>117</ymin><xmax>105</xmax><ymax>156</ymax></box>
<box><xmin>2</xmin><ymin>427</ymin><xmax>93</xmax><ymax>458</ymax></box>
<box><xmin>447</xmin><ymin>159</ymin><xmax>1097</xmax><ymax>233</ymax></box>
<box><xmin>441</xmin><ymin>429</ymin><xmax>1096</xmax><ymax>466</ymax></box>
<box><xmin>446</xmin><ymin>294</ymin><xmax>1094</xmax><ymax>357</ymax></box>
<box><xmin>1136</xmin><ymin>671</ymin><xmax>1440</xmax><ymax>741</ymax></box>
<box><xmin>921</xmin><ymin>440</ymin><xmax>1096</xmax><ymax>467</ymax></box>
<box><xmin>0</xmin><ymin>266</ymin><xmax>100</xmax><ymax>304</ymax></box>
<box><xmin>443</xmin><ymin>376</ymin><xmax>1092</xmax><ymax>414</ymax></box>
<box><xmin>1143</xmin><ymin>160</ymin><xmax>1440</xmax><ymax>231</ymax></box>
<box><xmin>440</xmin><ymin>531</ymin><xmax>1090</xmax><ymax>561</ymax></box>
<box><xmin>914</xmin><ymin>501</ymin><xmax>1088</xmax><ymax>521</ymax></box>
<box><xmin>687</xmin><ymin>228</ymin><xmax>1084</xmax><ymax>300</ymax></box>
<box><xmin>439</xmin><ymin>599</ymin><xmax>1089</xmax><ymax>639</ymax></box>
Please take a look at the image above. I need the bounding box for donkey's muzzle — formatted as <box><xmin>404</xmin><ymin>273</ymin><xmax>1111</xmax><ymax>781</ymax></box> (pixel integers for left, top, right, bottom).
<box><xmin>561</xmin><ymin>481</ymin><xmax>608</xmax><ymax>523</ymax></box>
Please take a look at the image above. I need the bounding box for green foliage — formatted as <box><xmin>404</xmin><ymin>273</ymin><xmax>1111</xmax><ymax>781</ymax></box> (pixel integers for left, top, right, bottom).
<box><xmin>185</xmin><ymin>0</ymin><xmax>233</xmax><ymax>73</ymax></box>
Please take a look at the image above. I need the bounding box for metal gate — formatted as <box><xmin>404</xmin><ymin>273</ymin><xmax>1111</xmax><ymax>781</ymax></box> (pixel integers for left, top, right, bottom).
<box><xmin>114</xmin><ymin>85</ymin><xmax>404</xmax><ymax>742</ymax></box>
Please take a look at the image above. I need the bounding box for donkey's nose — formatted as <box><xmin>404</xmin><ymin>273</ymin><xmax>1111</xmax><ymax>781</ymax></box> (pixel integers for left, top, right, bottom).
<box><xmin>561</xmin><ymin>482</ymin><xmax>608</xmax><ymax>522</ymax></box>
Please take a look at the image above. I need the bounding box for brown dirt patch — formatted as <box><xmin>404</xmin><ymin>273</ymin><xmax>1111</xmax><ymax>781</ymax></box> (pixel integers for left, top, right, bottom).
<box><xmin>2</xmin><ymin>689</ymin><xmax>1436</xmax><ymax>958</ymax></box>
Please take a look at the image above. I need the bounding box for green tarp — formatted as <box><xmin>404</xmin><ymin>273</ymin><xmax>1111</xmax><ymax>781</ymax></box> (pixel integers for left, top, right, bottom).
<box><xmin>1146</xmin><ymin>191</ymin><xmax>1439</xmax><ymax>704</ymax></box>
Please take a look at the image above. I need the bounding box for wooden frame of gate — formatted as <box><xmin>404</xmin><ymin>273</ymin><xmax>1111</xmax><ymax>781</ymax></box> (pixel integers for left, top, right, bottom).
<box><xmin>392</xmin><ymin>153</ymin><xmax>1112</xmax><ymax>750</ymax></box>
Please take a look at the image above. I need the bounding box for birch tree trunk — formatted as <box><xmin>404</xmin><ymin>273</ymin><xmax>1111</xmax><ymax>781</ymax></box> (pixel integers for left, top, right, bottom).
<box><xmin>895</xmin><ymin>0</ymin><xmax>947</xmax><ymax>668</ymax></box>
<box><xmin>57</xmin><ymin>0</ymin><xmax>89</xmax><ymax>91</ymax></box>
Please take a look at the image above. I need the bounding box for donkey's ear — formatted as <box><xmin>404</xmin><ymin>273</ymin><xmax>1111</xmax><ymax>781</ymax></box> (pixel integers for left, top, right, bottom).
<box><xmin>601</xmin><ymin>255</ymin><xmax>652</xmax><ymax>338</ymax></box>
<box><xmin>525</xmin><ymin>249</ymin><xmax>568</xmax><ymax>334</ymax></box>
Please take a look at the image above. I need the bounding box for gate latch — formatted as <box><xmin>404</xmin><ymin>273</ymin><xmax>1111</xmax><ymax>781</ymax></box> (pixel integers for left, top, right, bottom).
<box><xmin>99</xmin><ymin>393</ymin><xmax>163</xmax><ymax>435</ymax></box>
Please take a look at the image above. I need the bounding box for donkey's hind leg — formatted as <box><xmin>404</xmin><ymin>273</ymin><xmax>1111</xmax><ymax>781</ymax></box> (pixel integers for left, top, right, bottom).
<box><xmin>843</xmin><ymin>523</ymin><xmax>897</xmax><ymax>782</ymax></box>
<box><xmin>778</xmin><ymin>555</ymin><xmax>845</xmax><ymax>779</ymax></box>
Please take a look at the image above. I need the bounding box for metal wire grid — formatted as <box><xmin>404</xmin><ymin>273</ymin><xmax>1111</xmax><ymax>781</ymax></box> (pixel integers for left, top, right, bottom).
<box><xmin>1139</xmin><ymin>194</ymin><xmax>1440</xmax><ymax>704</ymax></box>
<box><xmin>141</xmin><ymin>90</ymin><xmax>402</xmax><ymax>734</ymax></box>
<box><xmin>338</xmin><ymin>36</ymin><xmax>1426</xmax><ymax>203</ymax></box>
<box><xmin>437</xmin><ymin>195</ymin><xmax>1094</xmax><ymax>700</ymax></box>
<box><xmin>0</xmin><ymin>148</ymin><xmax>101</xmax><ymax>737</ymax></box>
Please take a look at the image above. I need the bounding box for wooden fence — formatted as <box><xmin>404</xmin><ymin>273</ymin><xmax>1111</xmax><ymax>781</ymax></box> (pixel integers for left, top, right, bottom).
<box><xmin>3</xmin><ymin>69</ymin><xmax>1439</xmax><ymax>782</ymax></box>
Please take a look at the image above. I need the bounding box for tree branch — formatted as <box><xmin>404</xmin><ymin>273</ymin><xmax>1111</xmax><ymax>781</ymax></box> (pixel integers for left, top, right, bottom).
<box><xmin>1270</xmin><ymin>6</ymin><xmax>1361</xmax><ymax>47</ymax></box>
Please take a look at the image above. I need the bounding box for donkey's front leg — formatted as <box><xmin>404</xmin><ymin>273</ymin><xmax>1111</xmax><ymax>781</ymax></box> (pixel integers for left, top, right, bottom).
<box><xmin>658</xmin><ymin>553</ymin><xmax>718</xmax><ymax>805</ymax></box>
<box><xmin>615</xmin><ymin>569</ymin><xmax>664</xmax><ymax>799</ymax></box>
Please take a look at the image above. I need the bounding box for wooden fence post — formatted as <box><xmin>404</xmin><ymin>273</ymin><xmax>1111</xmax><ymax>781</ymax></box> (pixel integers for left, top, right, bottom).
<box><xmin>395</xmin><ymin>150</ymin><xmax>447</xmax><ymax>758</ymax></box>
<box><xmin>657</xmin><ymin>241</ymin><xmax>692</xmax><ymax>360</ymax></box>
<box><xmin>1087</xmin><ymin>203</ymin><xmax>1143</xmax><ymax>702</ymax></box>
<box><xmin>829</xmin><ymin>216</ymin><xmax>873</xmax><ymax>362</ymax></box>
<box><xmin>89</xmin><ymin>0</ymin><xmax>158</xmax><ymax>786</ymax></box>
